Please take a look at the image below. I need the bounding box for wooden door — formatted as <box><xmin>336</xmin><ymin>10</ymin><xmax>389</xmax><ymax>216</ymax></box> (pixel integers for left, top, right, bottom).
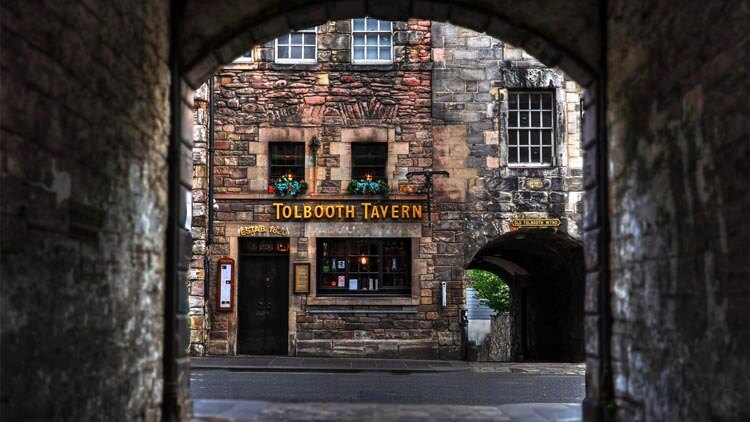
<box><xmin>237</xmin><ymin>244</ymin><xmax>289</xmax><ymax>355</ymax></box>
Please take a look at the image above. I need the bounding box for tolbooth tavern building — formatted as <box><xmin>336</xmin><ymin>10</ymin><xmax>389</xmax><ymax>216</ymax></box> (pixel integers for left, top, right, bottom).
<box><xmin>189</xmin><ymin>18</ymin><xmax>585</xmax><ymax>361</ymax></box>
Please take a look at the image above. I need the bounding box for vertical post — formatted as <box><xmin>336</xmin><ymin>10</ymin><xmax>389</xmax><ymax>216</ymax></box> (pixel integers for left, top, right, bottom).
<box><xmin>582</xmin><ymin>1</ymin><xmax>613</xmax><ymax>420</ymax></box>
<box><xmin>165</xmin><ymin>0</ymin><xmax>192</xmax><ymax>420</ymax></box>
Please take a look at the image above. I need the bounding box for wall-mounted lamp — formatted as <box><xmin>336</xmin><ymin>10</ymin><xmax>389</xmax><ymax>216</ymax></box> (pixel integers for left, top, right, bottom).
<box><xmin>359</xmin><ymin>255</ymin><xmax>368</xmax><ymax>266</ymax></box>
<box><xmin>309</xmin><ymin>135</ymin><xmax>320</xmax><ymax>167</ymax></box>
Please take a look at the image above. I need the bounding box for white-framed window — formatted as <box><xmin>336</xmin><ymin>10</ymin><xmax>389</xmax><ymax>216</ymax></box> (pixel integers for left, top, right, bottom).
<box><xmin>507</xmin><ymin>91</ymin><xmax>555</xmax><ymax>166</ymax></box>
<box><xmin>352</xmin><ymin>18</ymin><xmax>392</xmax><ymax>64</ymax></box>
<box><xmin>233</xmin><ymin>49</ymin><xmax>253</xmax><ymax>63</ymax></box>
<box><xmin>275</xmin><ymin>28</ymin><xmax>317</xmax><ymax>63</ymax></box>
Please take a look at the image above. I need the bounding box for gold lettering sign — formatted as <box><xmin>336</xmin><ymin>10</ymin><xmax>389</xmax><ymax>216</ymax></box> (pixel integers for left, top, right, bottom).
<box><xmin>272</xmin><ymin>203</ymin><xmax>423</xmax><ymax>221</ymax></box>
<box><xmin>238</xmin><ymin>225</ymin><xmax>290</xmax><ymax>236</ymax></box>
<box><xmin>525</xmin><ymin>178</ymin><xmax>544</xmax><ymax>189</ymax></box>
<box><xmin>510</xmin><ymin>218</ymin><xmax>561</xmax><ymax>229</ymax></box>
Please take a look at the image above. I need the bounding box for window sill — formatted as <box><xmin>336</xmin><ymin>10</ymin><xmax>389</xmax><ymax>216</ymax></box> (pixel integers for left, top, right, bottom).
<box><xmin>507</xmin><ymin>163</ymin><xmax>556</xmax><ymax>169</ymax></box>
<box><xmin>351</xmin><ymin>60</ymin><xmax>394</xmax><ymax>65</ymax></box>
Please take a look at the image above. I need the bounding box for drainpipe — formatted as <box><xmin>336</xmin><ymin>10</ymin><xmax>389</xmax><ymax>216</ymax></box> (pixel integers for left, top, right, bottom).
<box><xmin>204</xmin><ymin>75</ymin><xmax>215</xmax><ymax>301</ymax></box>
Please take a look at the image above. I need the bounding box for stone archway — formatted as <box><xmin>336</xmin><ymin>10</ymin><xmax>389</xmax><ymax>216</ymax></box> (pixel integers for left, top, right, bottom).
<box><xmin>467</xmin><ymin>230</ymin><xmax>585</xmax><ymax>362</ymax></box>
<box><xmin>170</xmin><ymin>2</ymin><xmax>608</xmax><ymax>420</ymax></box>
<box><xmin>6</xmin><ymin>0</ymin><xmax>745</xmax><ymax>421</ymax></box>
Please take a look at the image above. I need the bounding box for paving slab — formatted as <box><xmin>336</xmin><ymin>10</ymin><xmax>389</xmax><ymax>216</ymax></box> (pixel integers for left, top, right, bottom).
<box><xmin>498</xmin><ymin>403</ymin><xmax>582</xmax><ymax>421</ymax></box>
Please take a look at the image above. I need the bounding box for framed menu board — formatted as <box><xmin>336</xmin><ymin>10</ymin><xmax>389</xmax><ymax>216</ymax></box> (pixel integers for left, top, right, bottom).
<box><xmin>216</xmin><ymin>257</ymin><xmax>235</xmax><ymax>312</ymax></box>
<box><xmin>294</xmin><ymin>263</ymin><xmax>310</xmax><ymax>294</ymax></box>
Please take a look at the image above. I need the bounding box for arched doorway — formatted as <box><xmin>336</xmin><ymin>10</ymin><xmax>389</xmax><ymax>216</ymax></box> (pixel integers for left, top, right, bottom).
<box><xmin>467</xmin><ymin>230</ymin><xmax>585</xmax><ymax>362</ymax></box>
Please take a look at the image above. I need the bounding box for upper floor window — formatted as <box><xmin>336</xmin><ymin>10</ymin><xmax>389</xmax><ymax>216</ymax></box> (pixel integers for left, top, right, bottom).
<box><xmin>234</xmin><ymin>49</ymin><xmax>253</xmax><ymax>63</ymax></box>
<box><xmin>269</xmin><ymin>142</ymin><xmax>305</xmax><ymax>179</ymax></box>
<box><xmin>351</xmin><ymin>143</ymin><xmax>388</xmax><ymax>180</ymax></box>
<box><xmin>507</xmin><ymin>91</ymin><xmax>554</xmax><ymax>166</ymax></box>
<box><xmin>275</xmin><ymin>28</ymin><xmax>317</xmax><ymax>63</ymax></box>
<box><xmin>352</xmin><ymin>18</ymin><xmax>392</xmax><ymax>63</ymax></box>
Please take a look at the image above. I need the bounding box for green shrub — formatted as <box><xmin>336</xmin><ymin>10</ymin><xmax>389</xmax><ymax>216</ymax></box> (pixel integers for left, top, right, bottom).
<box><xmin>467</xmin><ymin>269</ymin><xmax>510</xmax><ymax>313</ymax></box>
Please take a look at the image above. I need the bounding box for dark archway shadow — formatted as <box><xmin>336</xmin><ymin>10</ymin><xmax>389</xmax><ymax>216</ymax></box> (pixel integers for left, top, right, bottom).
<box><xmin>467</xmin><ymin>230</ymin><xmax>585</xmax><ymax>362</ymax></box>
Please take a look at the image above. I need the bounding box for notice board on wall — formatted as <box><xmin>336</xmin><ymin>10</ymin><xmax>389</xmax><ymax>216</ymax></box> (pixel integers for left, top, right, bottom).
<box><xmin>217</xmin><ymin>257</ymin><xmax>234</xmax><ymax>312</ymax></box>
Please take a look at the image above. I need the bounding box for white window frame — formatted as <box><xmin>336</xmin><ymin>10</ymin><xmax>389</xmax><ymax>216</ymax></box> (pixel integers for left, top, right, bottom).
<box><xmin>506</xmin><ymin>91</ymin><xmax>556</xmax><ymax>167</ymax></box>
<box><xmin>233</xmin><ymin>48</ymin><xmax>254</xmax><ymax>63</ymax></box>
<box><xmin>275</xmin><ymin>27</ymin><xmax>317</xmax><ymax>64</ymax></box>
<box><xmin>351</xmin><ymin>18</ymin><xmax>393</xmax><ymax>64</ymax></box>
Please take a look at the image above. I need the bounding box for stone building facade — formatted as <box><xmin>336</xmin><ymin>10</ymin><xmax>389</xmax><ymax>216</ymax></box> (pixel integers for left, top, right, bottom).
<box><xmin>189</xmin><ymin>19</ymin><xmax>584</xmax><ymax>361</ymax></box>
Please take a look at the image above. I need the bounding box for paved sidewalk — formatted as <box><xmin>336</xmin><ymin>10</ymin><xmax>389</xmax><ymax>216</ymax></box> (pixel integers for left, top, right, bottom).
<box><xmin>192</xmin><ymin>399</ymin><xmax>582</xmax><ymax>421</ymax></box>
<box><xmin>191</xmin><ymin>356</ymin><xmax>470</xmax><ymax>373</ymax></box>
<box><xmin>470</xmin><ymin>362</ymin><xmax>586</xmax><ymax>376</ymax></box>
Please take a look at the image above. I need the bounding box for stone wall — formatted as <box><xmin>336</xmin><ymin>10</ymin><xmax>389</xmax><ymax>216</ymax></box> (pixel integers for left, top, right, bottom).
<box><xmin>430</xmin><ymin>23</ymin><xmax>585</xmax><ymax>362</ymax></box>
<box><xmin>189</xmin><ymin>84</ymin><xmax>211</xmax><ymax>356</ymax></box>
<box><xmin>479</xmin><ymin>313</ymin><xmax>512</xmax><ymax>361</ymax></box>
<box><xmin>0</xmin><ymin>1</ymin><xmax>170</xmax><ymax>420</ymax></box>
<box><xmin>190</xmin><ymin>20</ymin><xmax>586</xmax><ymax>362</ymax></box>
<box><xmin>431</xmin><ymin>23</ymin><xmax>584</xmax><ymax>261</ymax></box>
<box><xmin>195</xmin><ymin>19</ymin><xmax>460</xmax><ymax>359</ymax></box>
<box><xmin>606</xmin><ymin>1</ymin><xmax>750</xmax><ymax>420</ymax></box>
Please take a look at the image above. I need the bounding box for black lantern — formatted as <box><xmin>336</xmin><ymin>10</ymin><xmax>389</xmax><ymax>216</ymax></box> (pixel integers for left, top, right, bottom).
<box><xmin>309</xmin><ymin>135</ymin><xmax>320</xmax><ymax>167</ymax></box>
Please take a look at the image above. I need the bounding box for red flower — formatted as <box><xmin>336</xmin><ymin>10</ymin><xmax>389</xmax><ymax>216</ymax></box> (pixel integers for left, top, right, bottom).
<box><xmin>268</xmin><ymin>185</ymin><xmax>276</xmax><ymax>194</ymax></box>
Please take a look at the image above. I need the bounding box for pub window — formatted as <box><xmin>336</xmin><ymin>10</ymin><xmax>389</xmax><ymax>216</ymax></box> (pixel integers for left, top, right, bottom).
<box><xmin>351</xmin><ymin>143</ymin><xmax>388</xmax><ymax>180</ymax></box>
<box><xmin>317</xmin><ymin>238</ymin><xmax>410</xmax><ymax>296</ymax></box>
<box><xmin>269</xmin><ymin>142</ymin><xmax>305</xmax><ymax>179</ymax></box>
<box><xmin>507</xmin><ymin>91</ymin><xmax>555</xmax><ymax>165</ymax></box>
<box><xmin>352</xmin><ymin>18</ymin><xmax>393</xmax><ymax>63</ymax></box>
<box><xmin>275</xmin><ymin>28</ymin><xmax>317</xmax><ymax>63</ymax></box>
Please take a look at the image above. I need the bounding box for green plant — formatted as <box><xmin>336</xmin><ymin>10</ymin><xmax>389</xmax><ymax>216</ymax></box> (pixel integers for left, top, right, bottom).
<box><xmin>347</xmin><ymin>178</ymin><xmax>390</xmax><ymax>197</ymax></box>
<box><xmin>268</xmin><ymin>176</ymin><xmax>308</xmax><ymax>197</ymax></box>
<box><xmin>466</xmin><ymin>269</ymin><xmax>510</xmax><ymax>313</ymax></box>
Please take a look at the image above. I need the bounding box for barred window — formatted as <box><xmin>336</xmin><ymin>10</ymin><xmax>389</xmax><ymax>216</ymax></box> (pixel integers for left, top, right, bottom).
<box><xmin>275</xmin><ymin>28</ymin><xmax>317</xmax><ymax>63</ymax></box>
<box><xmin>352</xmin><ymin>18</ymin><xmax>392</xmax><ymax>63</ymax></box>
<box><xmin>507</xmin><ymin>91</ymin><xmax>554</xmax><ymax>165</ymax></box>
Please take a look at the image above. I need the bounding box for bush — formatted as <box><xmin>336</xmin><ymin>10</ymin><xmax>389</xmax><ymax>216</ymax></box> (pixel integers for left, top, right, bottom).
<box><xmin>467</xmin><ymin>269</ymin><xmax>510</xmax><ymax>313</ymax></box>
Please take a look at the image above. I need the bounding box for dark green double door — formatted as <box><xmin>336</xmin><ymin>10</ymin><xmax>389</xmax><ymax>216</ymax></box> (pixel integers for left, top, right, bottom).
<box><xmin>238</xmin><ymin>240</ymin><xmax>289</xmax><ymax>355</ymax></box>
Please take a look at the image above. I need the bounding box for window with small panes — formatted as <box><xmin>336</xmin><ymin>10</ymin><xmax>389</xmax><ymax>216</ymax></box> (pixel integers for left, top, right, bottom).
<box><xmin>507</xmin><ymin>91</ymin><xmax>555</xmax><ymax>166</ymax></box>
<box><xmin>317</xmin><ymin>238</ymin><xmax>410</xmax><ymax>296</ymax></box>
<box><xmin>275</xmin><ymin>28</ymin><xmax>317</xmax><ymax>63</ymax></box>
<box><xmin>351</xmin><ymin>18</ymin><xmax>393</xmax><ymax>63</ymax></box>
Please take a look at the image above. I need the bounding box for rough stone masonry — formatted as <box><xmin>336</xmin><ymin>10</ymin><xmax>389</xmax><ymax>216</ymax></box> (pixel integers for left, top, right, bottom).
<box><xmin>188</xmin><ymin>19</ymin><xmax>585</xmax><ymax>362</ymax></box>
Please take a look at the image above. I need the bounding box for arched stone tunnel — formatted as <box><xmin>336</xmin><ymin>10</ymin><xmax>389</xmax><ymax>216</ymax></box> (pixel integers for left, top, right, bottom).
<box><xmin>1</xmin><ymin>1</ymin><xmax>747</xmax><ymax>421</ymax></box>
<box><xmin>467</xmin><ymin>230</ymin><xmax>585</xmax><ymax>362</ymax></box>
